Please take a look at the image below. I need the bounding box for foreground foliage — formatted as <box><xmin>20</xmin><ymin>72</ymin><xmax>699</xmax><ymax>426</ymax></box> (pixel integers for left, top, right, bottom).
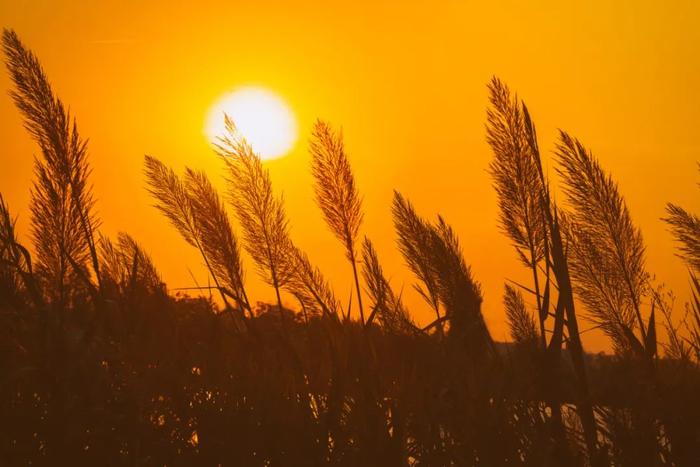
<box><xmin>2</xmin><ymin>29</ymin><xmax>700</xmax><ymax>466</ymax></box>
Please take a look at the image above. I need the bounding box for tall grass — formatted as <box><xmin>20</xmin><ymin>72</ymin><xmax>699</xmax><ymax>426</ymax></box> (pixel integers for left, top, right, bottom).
<box><xmin>310</xmin><ymin>120</ymin><xmax>365</xmax><ymax>323</ymax></box>
<box><xmin>664</xmin><ymin>166</ymin><xmax>700</xmax><ymax>274</ymax></box>
<box><xmin>556</xmin><ymin>132</ymin><xmax>654</xmax><ymax>357</ymax></box>
<box><xmin>664</xmin><ymin>167</ymin><xmax>700</xmax><ymax>362</ymax></box>
<box><xmin>486</xmin><ymin>77</ymin><xmax>601</xmax><ymax>464</ymax></box>
<box><xmin>2</xmin><ymin>29</ymin><xmax>700</xmax><ymax>466</ymax></box>
<box><xmin>217</xmin><ymin>117</ymin><xmax>294</xmax><ymax>314</ymax></box>
<box><xmin>143</xmin><ymin>155</ymin><xmax>245</xmax><ymax>316</ymax></box>
<box><xmin>361</xmin><ymin>237</ymin><xmax>417</xmax><ymax>333</ymax></box>
<box><xmin>184</xmin><ymin>167</ymin><xmax>250</xmax><ymax>314</ymax></box>
<box><xmin>503</xmin><ymin>284</ymin><xmax>539</xmax><ymax>346</ymax></box>
<box><xmin>392</xmin><ymin>191</ymin><xmax>443</xmax><ymax>333</ymax></box>
<box><xmin>0</xmin><ymin>193</ymin><xmax>42</xmax><ymax>306</ymax></box>
<box><xmin>3</xmin><ymin>29</ymin><xmax>101</xmax><ymax>303</ymax></box>
<box><xmin>285</xmin><ymin>244</ymin><xmax>341</xmax><ymax>318</ymax></box>
<box><xmin>487</xmin><ymin>78</ymin><xmax>547</xmax><ymax>344</ymax></box>
<box><xmin>99</xmin><ymin>232</ymin><xmax>162</xmax><ymax>295</ymax></box>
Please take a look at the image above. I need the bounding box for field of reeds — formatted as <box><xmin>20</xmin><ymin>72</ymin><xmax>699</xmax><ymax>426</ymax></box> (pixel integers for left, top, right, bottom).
<box><xmin>1</xmin><ymin>29</ymin><xmax>700</xmax><ymax>466</ymax></box>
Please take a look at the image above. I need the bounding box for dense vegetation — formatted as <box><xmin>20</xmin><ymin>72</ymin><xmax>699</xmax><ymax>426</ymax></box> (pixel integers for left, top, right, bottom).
<box><xmin>1</xmin><ymin>29</ymin><xmax>699</xmax><ymax>466</ymax></box>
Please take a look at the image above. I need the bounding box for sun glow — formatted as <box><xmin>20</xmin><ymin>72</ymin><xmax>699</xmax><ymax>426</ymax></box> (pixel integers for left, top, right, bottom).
<box><xmin>205</xmin><ymin>87</ymin><xmax>297</xmax><ymax>160</ymax></box>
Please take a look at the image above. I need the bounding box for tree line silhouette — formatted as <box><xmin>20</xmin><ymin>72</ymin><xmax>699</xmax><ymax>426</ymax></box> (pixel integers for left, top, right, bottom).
<box><xmin>1</xmin><ymin>29</ymin><xmax>699</xmax><ymax>466</ymax></box>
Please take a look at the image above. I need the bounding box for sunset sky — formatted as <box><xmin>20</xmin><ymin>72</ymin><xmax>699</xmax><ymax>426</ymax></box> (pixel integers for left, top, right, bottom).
<box><xmin>1</xmin><ymin>0</ymin><xmax>699</xmax><ymax>351</ymax></box>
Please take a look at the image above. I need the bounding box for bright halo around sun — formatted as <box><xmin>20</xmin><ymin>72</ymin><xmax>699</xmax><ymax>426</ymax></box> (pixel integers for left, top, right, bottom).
<box><xmin>205</xmin><ymin>87</ymin><xmax>297</xmax><ymax>160</ymax></box>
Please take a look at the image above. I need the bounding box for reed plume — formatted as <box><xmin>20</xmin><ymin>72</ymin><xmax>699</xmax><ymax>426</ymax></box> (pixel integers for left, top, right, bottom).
<box><xmin>217</xmin><ymin>116</ymin><xmax>294</xmax><ymax>312</ymax></box>
<box><xmin>688</xmin><ymin>274</ymin><xmax>700</xmax><ymax>361</ymax></box>
<box><xmin>486</xmin><ymin>78</ymin><xmax>545</xmax><ymax>269</ymax></box>
<box><xmin>556</xmin><ymin>132</ymin><xmax>653</xmax><ymax>355</ymax></box>
<box><xmin>486</xmin><ymin>77</ymin><xmax>548</xmax><ymax>345</ymax></box>
<box><xmin>664</xmin><ymin>203</ymin><xmax>700</xmax><ymax>274</ymax></box>
<box><xmin>361</xmin><ymin>237</ymin><xmax>416</xmax><ymax>334</ymax></box>
<box><xmin>184</xmin><ymin>168</ymin><xmax>249</xmax><ymax>313</ymax></box>
<box><xmin>663</xmin><ymin>166</ymin><xmax>700</xmax><ymax>360</ymax></box>
<box><xmin>0</xmin><ymin>194</ymin><xmax>22</xmax><ymax>301</ymax></box>
<box><xmin>2</xmin><ymin>29</ymin><xmax>101</xmax><ymax>302</ymax></box>
<box><xmin>0</xmin><ymin>193</ymin><xmax>41</xmax><ymax>305</ymax></box>
<box><xmin>285</xmin><ymin>245</ymin><xmax>341</xmax><ymax>318</ymax></box>
<box><xmin>429</xmin><ymin>215</ymin><xmax>491</xmax><ymax>348</ymax></box>
<box><xmin>392</xmin><ymin>191</ymin><xmax>490</xmax><ymax>348</ymax></box>
<box><xmin>503</xmin><ymin>284</ymin><xmax>539</xmax><ymax>345</ymax></box>
<box><xmin>144</xmin><ymin>156</ymin><xmax>198</xmax><ymax>242</ymax></box>
<box><xmin>391</xmin><ymin>191</ymin><xmax>442</xmax><ymax>330</ymax></box>
<box><xmin>143</xmin><ymin>155</ymin><xmax>236</xmax><ymax>311</ymax></box>
<box><xmin>99</xmin><ymin>232</ymin><xmax>162</xmax><ymax>294</ymax></box>
<box><xmin>486</xmin><ymin>79</ymin><xmax>601</xmax><ymax>462</ymax></box>
<box><xmin>310</xmin><ymin>120</ymin><xmax>365</xmax><ymax>323</ymax></box>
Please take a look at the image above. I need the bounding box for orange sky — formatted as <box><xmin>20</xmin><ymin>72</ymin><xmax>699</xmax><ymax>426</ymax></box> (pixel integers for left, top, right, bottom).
<box><xmin>1</xmin><ymin>1</ymin><xmax>699</xmax><ymax>352</ymax></box>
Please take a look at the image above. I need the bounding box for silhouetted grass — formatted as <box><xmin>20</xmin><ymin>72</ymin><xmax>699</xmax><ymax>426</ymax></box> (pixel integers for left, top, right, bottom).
<box><xmin>217</xmin><ymin>117</ymin><xmax>294</xmax><ymax>314</ymax></box>
<box><xmin>1</xmin><ymin>29</ymin><xmax>700</xmax><ymax>466</ymax></box>
<box><xmin>664</xmin><ymin>166</ymin><xmax>700</xmax><ymax>274</ymax></box>
<box><xmin>3</xmin><ymin>29</ymin><xmax>101</xmax><ymax>303</ymax></box>
<box><xmin>361</xmin><ymin>237</ymin><xmax>417</xmax><ymax>333</ymax></box>
<box><xmin>557</xmin><ymin>132</ymin><xmax>654</xmax><ymax>357</ymax></box>
<box><xmin>310</xmin><ymin>120</ymin><xmax>365</xmax><ymax>323</ymax></box>
<box><xmin>486</xmin><ymin>77</ymin><xmax>601</xmax><ymax>464</ymax></box>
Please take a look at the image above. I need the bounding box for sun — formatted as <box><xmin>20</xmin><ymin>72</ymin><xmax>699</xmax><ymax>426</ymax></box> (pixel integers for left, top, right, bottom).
<box><xmin>205</xmin><ymin>87</ymin><xmax>297</xmax><ymax>160</ymax></box>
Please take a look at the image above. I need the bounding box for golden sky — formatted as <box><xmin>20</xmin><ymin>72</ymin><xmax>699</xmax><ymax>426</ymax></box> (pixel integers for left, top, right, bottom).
<box><xmin>1</xmin><ymin>0</ymin><xmax>699</xmax><ymax>351</ymax></box>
